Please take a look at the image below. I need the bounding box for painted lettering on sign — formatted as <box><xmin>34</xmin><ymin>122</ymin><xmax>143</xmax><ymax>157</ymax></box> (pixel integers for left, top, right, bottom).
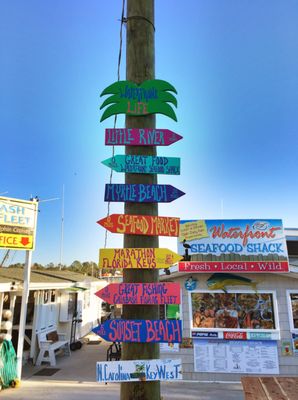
<box><xmin>95</xmin><ymin>283</ymin><xmax>181</xmax><ymax>305</ymax></box>
<box><xmin>93</xmin><ymin>319</ymin><xmax>182</xmax><ymax>343</ymax></box>
<box><xmin>100</xmin><ymin>80</ymin><xmax>178</xmax><ymax>122</ymax></box>
<box><xmin>104</xmin><ymin>184</ymin><xmax>185</xmax><ymax>203</ymax></box>
<box><xmin>105</xmin><ymin>128</ymin><xmax>182</xmax><ymax>146</ymax></box>
<box><xmin>96</xmin><ymin>359</ymin><xmax>182</xmax><ymax>383</ymax></box>
<box><xmin>99</xmin><ymin>248</ymin><xmax>182</xmax><ymax>269</ymax></box>
<box><xmin>102</xmin><ymin>155</ymin><xmax>181</xmax><ymax>175</ymax></box>
<box><xmin>97</xmin><ymin>214</ymin><xmax>180</xmax><ymax>237</ymax></box>
<box><xmin>178</xmin><ymin>261</ymin><xmax>289</xmax><ymax>273</ymax></box>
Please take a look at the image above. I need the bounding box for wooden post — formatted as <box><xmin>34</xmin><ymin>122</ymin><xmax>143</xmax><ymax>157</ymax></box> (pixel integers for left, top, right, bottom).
<box><xmin>120</xmin><ymin>1</ymin><xmax>160</xmax><ymax>399</ymax></box>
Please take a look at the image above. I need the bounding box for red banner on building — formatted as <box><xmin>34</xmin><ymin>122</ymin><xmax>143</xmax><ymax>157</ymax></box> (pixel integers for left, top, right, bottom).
<box><xmin>178</xmin><ymin>261</ymin><xmax>289</xmax><ymax>273</ymax></box>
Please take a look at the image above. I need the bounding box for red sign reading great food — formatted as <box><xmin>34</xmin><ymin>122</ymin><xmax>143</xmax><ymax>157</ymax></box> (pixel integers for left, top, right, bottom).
<box><xmin>97</xmin><ymin>214</ymin><xmax>180</xmax><ymax>237</ymax></box>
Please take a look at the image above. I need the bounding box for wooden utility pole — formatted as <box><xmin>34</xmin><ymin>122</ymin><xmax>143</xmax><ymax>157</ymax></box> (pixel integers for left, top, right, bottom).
<box><xmin>121</xmin><ymin>1</ymin><xmax>160</xmax><ymax>399</ymax></box>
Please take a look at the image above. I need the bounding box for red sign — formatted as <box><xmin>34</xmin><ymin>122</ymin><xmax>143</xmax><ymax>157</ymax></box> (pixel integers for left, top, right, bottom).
<box><xmin>97</xmin><ymin>214</ymin><xmax>180</xmax><ymax>237</ymax></box>
<box><xmin>223</xmin><ymin>332</ymin><xmax>247</xmax><ymax>340</ymax></box>
<box><xmin>95</xmin><ymin>283</ymin><xmax>180</xmax><ymax>305</ymax></box>
<box><xmin>105</xmin><ymin>128</ymin><xmax>182</xmax><ymax>146</ymax></box>
<box><xmin>178</xmin><ymin>261</ymin><xmax>289</xmax><ymax>273</ymax></box>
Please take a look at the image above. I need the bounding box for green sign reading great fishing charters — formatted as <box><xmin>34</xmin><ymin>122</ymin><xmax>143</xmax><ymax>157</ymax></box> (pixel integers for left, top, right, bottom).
<box><xmin>100</xmin><ymin>80</ymin><xmax>178</xmax><ymax>122</ymax></box>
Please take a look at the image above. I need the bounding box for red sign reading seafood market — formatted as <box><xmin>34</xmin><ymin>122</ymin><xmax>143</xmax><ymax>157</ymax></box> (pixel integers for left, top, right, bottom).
<box><xmin>95</xmin><ymin>283</ymin><xmax>181</xmax><ymax>305</ymax></box>
<box><xmin>97</xmin><ymin>214</ymin><xmax>180</xmax><ymax>237</ymax></box>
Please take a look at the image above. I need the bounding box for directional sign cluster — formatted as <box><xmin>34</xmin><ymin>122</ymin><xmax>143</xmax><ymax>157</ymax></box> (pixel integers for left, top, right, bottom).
<box><xmin>97</xmin><ymin>79</ymin><xmax>184</xmax><ymax>382</ymax></box>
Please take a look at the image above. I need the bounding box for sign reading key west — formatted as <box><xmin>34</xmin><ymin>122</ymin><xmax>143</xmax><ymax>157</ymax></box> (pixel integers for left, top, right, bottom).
<box><xmin>105</xmin><ymin>128</ymin><xmax>182</xmax><ymax>146</ymax></box>
<box><xmin>0</xmin><ymin>196</ymin><xmax>38</xmax><ymax>250</ymax></box>
<box><xmin>96</xmin><ymin>359</ymin><xmax>182</xmax><ymax>383</ymax></box>
<box><xmin>102</xmin><ymin>155</ymin><xmax>181</xmax><ymax>175</ymax></box>
<box><xmin>104</xmin><ymin>184</ymin><xmax>185</xmax><ymax>203</ymax></box>
<box><xmin>93</xmin><ymin>319</ymin><xmax>182</xmax><ymax>343</ymax></box>
<box><xmin>95</xmin><ymin>283</ymin><xmax>181</xmax><ymax>305</ymax></box>
<box><xmin>97</xmin><ymin>214</ymin><xmax>180</xmax><ymax>237</ymax></box>
<box><xmin>99</xmin><ymin>248</ymin><xmax>182</xmax><ymax>269</ymax></box>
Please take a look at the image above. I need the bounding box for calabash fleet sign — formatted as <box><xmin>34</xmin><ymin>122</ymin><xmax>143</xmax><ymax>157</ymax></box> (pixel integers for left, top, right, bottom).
<box><xmin>178</xmin><ymin>219</ymin><xmax>289</xmax><ymax>273</ymax></box>
<box><xmin>96</xmin><ymin>359</ymin><xmax>182</xmax><ymax>383</ymax></box>
<box><xmin>97</xmin><ymin>214</ymin><xmax>180</xmax><ymax>237</ymax></box>
<box><xmin>105</xmin><ymin>128</ymin><xmax>182</xmax><ymax>146</ymax></box>
<box><xmin>100</xmin><ymin>79</ymin><xmax>178</xmax><ymax>122</ymax></box>
<box><xmin>99</xmin><ymin>248</ymin><xmax>182</xmax><ymax>269</ymax></box>
<box><xmin>95</xmin><ymin>282</ymin><xmax>181</xmax><ymax>305</ymax></box>
<box><xmin>0</xmin><ymin>196</ymin><xmax>38</xmax><ymax>250</ymax></box>
<box><xmin>93</xmin><ymin>319</ymin><xmax>182</xmax><ymax>343</ymax></box>
<box><xmin>102</xmin><ymin>155</ymin><xmax>180</xmax><ymax>175</ymax></box>
<box><xmin>104</xmin><ymin>184</ymin><xmax>185</xmax><ymax>203</ymax></box>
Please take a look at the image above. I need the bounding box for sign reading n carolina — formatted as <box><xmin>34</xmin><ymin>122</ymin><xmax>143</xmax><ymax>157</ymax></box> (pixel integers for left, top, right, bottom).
<box><xmin>178</xmin><ymin>219</ymin><xmax>289</xmax><ymax>273</ymax></box>
<box><xmin>0</xmin><ymin>197</ymin><xmax>38</xmax><ymax>250</ymax></box>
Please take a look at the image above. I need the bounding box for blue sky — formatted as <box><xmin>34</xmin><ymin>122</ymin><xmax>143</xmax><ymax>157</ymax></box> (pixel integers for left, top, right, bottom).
<box><xmin>1</xmin><ymin>1</ymin><xmax>298</xmax><ymax>266</ymax></box>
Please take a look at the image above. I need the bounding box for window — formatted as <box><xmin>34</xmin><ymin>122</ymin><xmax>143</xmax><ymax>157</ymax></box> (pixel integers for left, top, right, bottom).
<box><xmin>190</xmin><ymin>291</ymin><xmax>277</xmax><ymax>331</ymax></box>
<box><xmin>287</xmin><ymin>291</ymin><xmax>298</xmax><ymax>332</ymax></box>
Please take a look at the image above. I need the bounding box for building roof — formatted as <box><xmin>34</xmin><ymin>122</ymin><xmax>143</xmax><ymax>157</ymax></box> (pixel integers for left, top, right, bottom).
<box><xmin>0</xmin><ymin>268</ymin><xmax>101</xmax><ymax>290</ymax></box>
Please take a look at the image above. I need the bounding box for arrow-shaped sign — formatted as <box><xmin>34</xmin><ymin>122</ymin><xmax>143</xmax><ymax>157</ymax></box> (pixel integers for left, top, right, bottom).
<box><xmin>96</xmin><ymin>359</ymin><xmax>182</xmax><ymax>383</ymax></box>
<box><xmin>102</xmin><ymin>155</ymin><xmax>180</xmax><ymax>175</ymax></box>
<box><xmin>104</xmin><ymin>184</ymin><xmax>185</xmax><ymax>203</ymax></box>
<box><xmin>99</xmin><ymin>248</ymin><xmax>182</xmax><ymax>269</ymax></box>
<box><xmin>93</xmin><ymin>319</ymin><xmax>182</xmax><ymax>343</ymax></box>
<box><xmin>95</xmin><ymin>283</ymin><xmax>181</xmax><ymax>305</ymax></box>
<box><xmin>105</xmin><ymin>128</ymin><xmax>182</xmax><ymax>146</ymax></box>
<box><xmin>97</xmin><ymin>214</ymin><xmax>180</xmax><ymax>237</ymax></box>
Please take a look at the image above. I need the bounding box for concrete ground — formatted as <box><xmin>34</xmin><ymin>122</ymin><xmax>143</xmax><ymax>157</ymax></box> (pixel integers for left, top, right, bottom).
<box><xmin>1</xmin><ymin>335</ymin><xmax>244</xmax><ymax>400</ymax></box>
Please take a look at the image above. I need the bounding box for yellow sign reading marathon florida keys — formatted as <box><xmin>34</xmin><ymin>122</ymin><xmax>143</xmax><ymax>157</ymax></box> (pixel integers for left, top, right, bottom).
<box><xmin>0</xmin><ymin>196</ymin><xmax>38</xmax><ymax>250</ymax></box>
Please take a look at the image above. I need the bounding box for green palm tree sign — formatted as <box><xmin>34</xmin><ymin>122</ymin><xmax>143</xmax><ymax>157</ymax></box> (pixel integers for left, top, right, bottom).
<box><xmin>100</xmin><ymin>79</ymin><xmax>178</xmax><ymax>122</ymax></box>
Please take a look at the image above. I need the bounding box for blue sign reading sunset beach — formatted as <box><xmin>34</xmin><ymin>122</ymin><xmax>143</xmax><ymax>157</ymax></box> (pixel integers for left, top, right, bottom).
<box><xmin>104</xmin><ymin>184</ymin><xmax>185</xmax><ymax>203</ymax></box>
<box><xmin>93</xmin><ymin>319</ymin><xmax>182</xmax><ymax>343</ymax></box>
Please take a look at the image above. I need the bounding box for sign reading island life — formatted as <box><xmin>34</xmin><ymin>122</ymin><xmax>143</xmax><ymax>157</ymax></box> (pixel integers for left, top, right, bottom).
<box><xmin>104</xmin><ymin>184</ymin><xmax>185</xmax><ymax>203</ymax></box>
<box><xmin>99</xmin><ymin>248</ymin><xmax>182</xmax><ymax>269</ymax></box>
<box><xmin>102</xmin><ymin>155</ymin><xmax>181</xmax><ymax>175</ymax></box>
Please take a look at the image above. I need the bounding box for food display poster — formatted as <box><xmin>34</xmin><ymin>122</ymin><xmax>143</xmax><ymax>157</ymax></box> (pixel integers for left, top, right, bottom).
<box><xmin>190</xmin><ymin>292</ymin><xmax>276</xmax><ymax>330</ymax></box>
<box><xmin>194</xmin><ymin>339</ymin><xmax>279</xmax><ymax>374</ymax></box>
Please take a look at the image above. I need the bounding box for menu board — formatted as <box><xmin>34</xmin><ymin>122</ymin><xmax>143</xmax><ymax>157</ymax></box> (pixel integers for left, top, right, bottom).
<box><xmin>194</xmin><ymin>340</ymin><xmax>279</xmax><ymax>374</ymax></box>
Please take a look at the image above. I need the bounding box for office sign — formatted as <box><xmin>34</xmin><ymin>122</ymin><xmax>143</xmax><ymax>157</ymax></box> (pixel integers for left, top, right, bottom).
<box><xmin>95</xmin><ymin>282</ymin><xmax>181</xmax><ymax>305</ymax></box>
<box><xmin>104</xmin><ymin>184</ymin><xmax>185</xmax><ymax>203</ymax></box>
<box><xmin>178</xmin><ymin>219</ymin><xmax>289</xmax><ymax>272</ymax></box>
<box><xmin>93</xmin><ymin>319</ymin><xmax>182</xmax><ymax>343</ymax></box>
<box><xmin>102</xmin><ymin>155</ymin><xmax>180</xmax><ymax>175</ymax></box>
<box><xmin>97</xmin><ymin>214</ymin><xmax>180</xmax><ymax>237</ymax></box>
<box><xmin>0</xmin><ymin>196</ymin><xmax>38</xmax><ymax>250</ymax></box>
<box><xmin>100</xmin><ymin>79</ymin><xmax>178</xmax><ymax>122</ymax></box>
<box><xmin>96</xmin><ymin>359</ymin><xmax>182</xmax><ymax>383</ymax></box>
<box><xmin>105</xmin><ymin>128</ymin><xmax>182</xmax><ymax>146</ymax></box>
<box><xmin>99</xmin><ymin>248</ymin><xmax>182</xmax><ymax>269</ymax></box>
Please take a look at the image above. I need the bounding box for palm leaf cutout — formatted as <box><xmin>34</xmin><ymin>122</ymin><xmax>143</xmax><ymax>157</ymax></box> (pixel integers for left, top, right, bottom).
<box><xmin>100</xmin><ymin>79</ymin><xmax>178</xmax><ymax>122</ymax></box>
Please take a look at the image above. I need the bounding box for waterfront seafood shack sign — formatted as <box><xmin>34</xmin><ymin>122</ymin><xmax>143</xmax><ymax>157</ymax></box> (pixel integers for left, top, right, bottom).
<box><xmin>100</xmin><ymin>79</ymin><xmax>178</xmax><ymax>122</ymax></box>
<box><xmin>102</xmin><ymin>155</ymin><xmax>180</xmax><ymax>175</ymax></box>
<box><xmin>93</xmin><ymin>319</ymin><xmax>182</xmax><ymax>343</ymax></box>
<box><xmin>95</xmin><ymin>282</ymin><xmax>181</xmax><ymax>305</ymax></box>
<box><xmin>178</xmin><ymin>219</ymin><xmax>289</xmax><ymax>273</ymax></box>
<box><xmin>97</xmin><ymin>214</ymin><xmax>180</xmax><ymax>237</ymax></box>
<box><xmin>99</xmin><ymin>248</ymin><xmax>182</xmax><ymax>269</ymax></box>
<box><xmin>105</xmin><ymin>128</ymin><xmax>182</xmax><ymax>146</ymax></box>
<box><xmin>96</xmin><ymin>359</ymin><xmax>182</xmax><ymax>383</ymax></box>
<box><xmin>104</xmin><ymin>184</ymin><xmax>185</xmax><ymax>203</ymax></box>
<box><xmin>0</xmin><ymin>196</ymin><xmax>38</xmax><ymax>250</ymax></box>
